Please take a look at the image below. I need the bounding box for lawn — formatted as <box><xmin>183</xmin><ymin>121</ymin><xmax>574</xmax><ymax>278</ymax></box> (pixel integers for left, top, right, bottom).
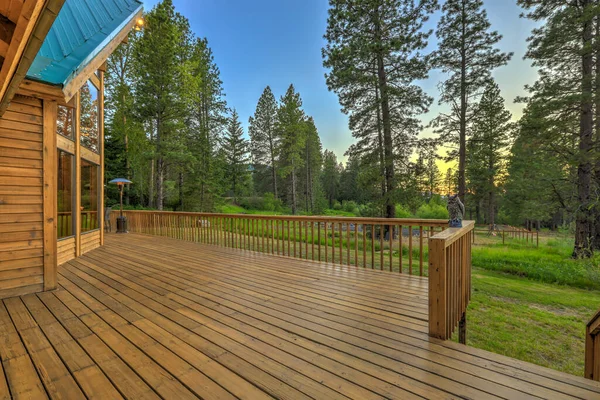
<box><xmin>465</xmin><ymin>268</ymin><xmax>600</xmax><ymax>376</ymax></box>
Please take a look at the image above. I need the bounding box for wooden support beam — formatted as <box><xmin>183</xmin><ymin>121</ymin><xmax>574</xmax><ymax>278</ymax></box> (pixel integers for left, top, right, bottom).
<box><xmin>42</xmin><ymin>99</ymin><xmax>57</xmax><ymax>291</ymax></box>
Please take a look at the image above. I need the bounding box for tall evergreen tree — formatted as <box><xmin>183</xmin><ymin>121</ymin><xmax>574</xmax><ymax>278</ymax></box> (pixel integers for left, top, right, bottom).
<box><xmin>249</xmin><ymin>86</ymin><xmax>279</xmax><ymax>198</ymax></box>
<box><xmin>518</xmin><ymin>0</ymin><xmax>598</xmax><ymax>258</ymax></box>
<box><xmin>276</xmin><ymin>85</ymin><xmax>306</xmax><ymax>214</ymax></box>
<box><xmin>323</xmin><ymin>0</ymin><xmax>437</xmax><ymax>219</ymax></box>
<box><xmin>133</xmin><ymin>0</ymin><xmax>191</xmax><ymax>210</ymax></box>
<box><xmin>434</xmin><ymin>0</ymin><xmax>512</xmax><ymax>202</ymax></box>
<box><xmin>321</xmin><ymin>150</ymin><xmax>340</xmax><ymax>208</ymax></box>
<box><xmin>301</xmin><ymin>117</ymin><xmax>323</xmax><ymax>212</ymax></box>
<box><xmin>223</xmin><ymin>109</ymin><xmax>250</xmax><ymax>200</ymax></box>
<box><xmin>183</xmin><ymin>37</ymin><xmax>228</xmax><ymax>211</ymax></box>
<box><xmin>466</xmin><ymin>81</ymin><xmax>512</xmax><ymax>225</ymax></box>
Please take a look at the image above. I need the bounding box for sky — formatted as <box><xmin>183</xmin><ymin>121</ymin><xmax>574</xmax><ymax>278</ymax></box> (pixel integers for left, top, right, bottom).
<box><xmin>141</xmin><ymin>0</ymin><xmax>539</xmax><ymax>165</ymax></box>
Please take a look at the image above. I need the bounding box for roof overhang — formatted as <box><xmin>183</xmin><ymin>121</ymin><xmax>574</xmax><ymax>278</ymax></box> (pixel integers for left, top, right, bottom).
<box><xmin>0</xmin><ymin>0</ymin><xmax>65</xmax><ymax>115</ymax></box>
<box><xmin>61</xmin><ymin>6</ymin><xmax>142</xmax><ymax>102</ymax></box>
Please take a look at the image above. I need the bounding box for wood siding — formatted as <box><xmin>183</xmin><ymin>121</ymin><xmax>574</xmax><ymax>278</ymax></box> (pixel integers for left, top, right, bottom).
<box><xmin>80</xmin><ymin>230</ymin><xmax>100</xmax><ymax>255</ymax></box>
<box><xmin>57</xmin><ymin>237</ymin><xmax>75</xmax><ymax>265</ymax></box>
<box><xmin>0</xmin><ymin>95</ymin><xmax>45</xmax><ymax>298</ymax></box>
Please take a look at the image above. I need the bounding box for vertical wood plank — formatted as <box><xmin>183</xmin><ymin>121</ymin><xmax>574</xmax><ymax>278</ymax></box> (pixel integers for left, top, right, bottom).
<box><xmin>74</xmin><ymin>92</ymin><xmax>81</xmax><ymax>257</ymax></box>
<box><xmin>43</xmin><ymin>100</ymin><xmax>58</xmax><ymax>291</ymax></box>
<box><xmin>99</xmin><ymin>70</ymin><xmax>105</xmax><ymax>245</ymax></box>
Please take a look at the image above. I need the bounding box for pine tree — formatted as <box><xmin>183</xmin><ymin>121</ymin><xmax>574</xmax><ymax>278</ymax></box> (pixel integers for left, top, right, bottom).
<box><xmin>276</xmin><ymin>85</ymin><xmax>306</xmax><ymax>214</ymax></box>
<box><xmin>249</xmin><ymin>86</ymin><xmax>279</xmax><ymax>198</ymax></box>
<box><xmin>183</xmin><ymin>37</ymin><xmax>228</xmax><ymax>211</ymax></box>
<box><xmin>133</xmin><ymin>0</ymin><xmax>191</xmax><ymax>210</ymax></box>
<box><xmin>467</xmin><ymin>81</ymin><xmax>512</xmax><ymax>225</ymax></box>
<box><xmin>518</xmin><ymin>0</ymin><xmax>598</xmax><ymax>258</ymax></box>
<box><xmin>434</xmin><ymin>0</ymin><xmax>512</xmax><ymax>203</ymax></box>
<box><xmin>323</xmin><ymin>0</ymin><xmax>437</xmax><ymax>219</ymax></box>
<box><xmin>301</xmin><ymin>117</ymin><xmax>323</xmax><ymax>213</ymax></box>
<box><xmin>321</xmin><ymin>150</ymin><xmax>340</xmax><ymax>208</ymax></box>
<box><xmin>223</xmin><ymin>109</ymin><xmax>250</xmax><ymax>200</ymax></box>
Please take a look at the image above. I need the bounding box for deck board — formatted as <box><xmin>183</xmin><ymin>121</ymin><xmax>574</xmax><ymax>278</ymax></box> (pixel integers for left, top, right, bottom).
<box><xmin>1</xmin><ymin>234</ymin><xmax>600</xmax><ymax>399</ymax></box>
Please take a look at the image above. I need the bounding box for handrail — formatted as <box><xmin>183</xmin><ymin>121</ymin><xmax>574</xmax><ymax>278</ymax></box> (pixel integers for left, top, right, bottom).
<box><xmin>110</xmin><ymin>210</ymin><xmax>449</xmax><ymax>275</ymax></box>
<box><xmin>585</xmin><ymin>308</ymin><xmax>600</xmax><ymax>381</ymax></box>
<box><xmin>428</xmin><ymin>220</ymin><xmax>475</xmax><ymax>344</ymax></box>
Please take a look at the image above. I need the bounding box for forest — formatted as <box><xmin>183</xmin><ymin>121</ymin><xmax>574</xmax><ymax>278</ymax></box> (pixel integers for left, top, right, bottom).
<box><xmin>104</xmin><ymin>0</ymin><xmax>600</xmax><ymax>259</ymax></box>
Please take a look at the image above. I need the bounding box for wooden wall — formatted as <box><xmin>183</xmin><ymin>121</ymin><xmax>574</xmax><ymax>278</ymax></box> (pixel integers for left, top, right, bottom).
<box><xmin>0</xmin><ymin>95</ymin><xmax>46</xmax><ymax>298</ymax></box>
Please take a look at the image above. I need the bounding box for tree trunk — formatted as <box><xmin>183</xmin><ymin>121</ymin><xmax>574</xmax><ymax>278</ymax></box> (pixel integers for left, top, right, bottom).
<box><xmin>373</xmin><ymin>8</ymin><xmax>395</xmax><ymax>220</ymax></box>
<box><xmin>291</xmin><ymin>163</ymin><xmax>297</xmax><ymax>215</ymax></box>
<box><xmin>178</xmin><ymin>171</ymin><xmax>184</xmax><ymax>211</ymax></box>
<box><xmin>593</xmin><ymin>15</ymin><xmax>600</xmax><ymax>250</ymax></box>
<box><xmin>376</xmin><ymin>85</ymin><xmax>386</xmax><ymax>201</ymax></box>
<box><xmin>458</xmin><ymin>1</ymin><xmax>467</xmax><ymax>202</ymax></box>
<box><xmin>573</xmin><ymin>3</ymin><xmax>594</xmax><ymax>258</ymax></box>
<box><xmin>156</xmin><ymin>116</ymin><xmax>164</xmax><ymax>211</ymax></box>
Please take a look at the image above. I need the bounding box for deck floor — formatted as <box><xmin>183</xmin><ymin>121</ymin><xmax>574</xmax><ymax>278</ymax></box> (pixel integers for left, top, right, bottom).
<box><xmin>1</xmin><ymin>234</ymin><xmax>599</xmax><ymax>399</ymax></box>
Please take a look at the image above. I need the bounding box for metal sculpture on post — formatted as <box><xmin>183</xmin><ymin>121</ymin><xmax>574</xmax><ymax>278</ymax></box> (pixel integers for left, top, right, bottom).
<box><xmin>109</xmin><ymin>178</ymin><xmax>132</xmax><ymax>233</ymax></box>
<box><xmin>447</xmin><ymin>194</ymin><xmax>465</xmax><ymax>228</ymax></box>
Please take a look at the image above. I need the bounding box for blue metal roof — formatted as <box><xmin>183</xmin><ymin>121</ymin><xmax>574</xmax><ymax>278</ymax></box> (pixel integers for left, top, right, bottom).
<box><xmin>27</xmin><ymin>0</ymin><xmax>142</xmax><ymax>87</ymax></box>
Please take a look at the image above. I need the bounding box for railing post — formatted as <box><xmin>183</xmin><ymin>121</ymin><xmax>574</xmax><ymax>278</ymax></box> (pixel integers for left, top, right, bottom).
<box><xmin>585</xmin><ymin>309</ymin><xmax>600</xmax><ymax>381</ymax></box>
<box><xmin>428</xmin><ymin>236</ymin><xmax>447</xmax><ymax>340</ymax></box>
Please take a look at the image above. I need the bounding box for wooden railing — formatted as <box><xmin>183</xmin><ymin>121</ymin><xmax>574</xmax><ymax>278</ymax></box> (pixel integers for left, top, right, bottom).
<box><xmin>428</xmin><ymin>221</ymin><xmax>475</xmax><ymax>344</ymax></box>
<box><xmin>110</xmin><ymin>210</ymin><xmax>449</xmax><ymax>275</ymax></box>
<box><xmin>585</xmin><ymin>308</ymin><xmax>600</xmax><ymax>381</ymax></box>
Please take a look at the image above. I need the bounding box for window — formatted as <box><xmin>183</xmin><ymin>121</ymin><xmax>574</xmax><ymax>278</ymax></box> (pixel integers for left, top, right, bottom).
<box><xmin>80</xmin><ymin>80</ymin><xmax>99</xmax><ymax>152</ymax></box>
<box><xmin>57</xmin><ymin>105</ymin><xmax>75</xmax><ymax>139</ymax></box>
<box><xmin>81</xmin><ymin>159</ymin><xmax>99</xmax><ymax>232</ymax></box>
<box><xmin>57</xmin><ymin>150</ymin><xmax>74</xmax><ymax>239</ymax></box>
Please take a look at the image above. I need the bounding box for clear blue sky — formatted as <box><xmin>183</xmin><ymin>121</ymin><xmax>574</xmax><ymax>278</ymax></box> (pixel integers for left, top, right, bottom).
<box><xmin>141</xmin><ymin>0</ymin><xmax>538</xmax><ymax>163</ymax></box>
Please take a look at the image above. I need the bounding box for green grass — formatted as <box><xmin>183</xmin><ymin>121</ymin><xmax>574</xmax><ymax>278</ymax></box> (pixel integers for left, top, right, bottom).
<box><xmin>472</xmin><ymin>236</ymin><xmax>600</xmax><ymax>290</ymax></box>
<box><xmin>465</xmin><ymin>268</ymin><xmax>600</xmax><ymax>376</ymax></box>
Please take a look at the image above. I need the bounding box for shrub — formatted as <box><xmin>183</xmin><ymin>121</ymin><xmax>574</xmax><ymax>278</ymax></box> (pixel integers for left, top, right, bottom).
<box><xmin>416</xmin><ymin>203</ymin><xmax>448</xmax><ymax>219</ymax></box>
<box><xmin>395</xmin><ymin>204</ymin><xmax>413</xmax><ymax>218</ymax></box>
<box><xmin>332</xmin><ymin>201</ymin><xmax>342</xmax><ymax>210</ymax></box>
<box><xmin>342</xmin><ymin>200</ymin><xmax>359</xmax><ymax>214</ymax></box>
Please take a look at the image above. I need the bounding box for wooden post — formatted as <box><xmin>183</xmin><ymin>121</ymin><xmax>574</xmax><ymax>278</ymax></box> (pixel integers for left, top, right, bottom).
<box><xmin>42</xmin><ymin>100</ymin><xmax>58</xmax><ymax>291</ymax></box>
<box><xmin>459</xmin><ymin>312</ymin><xmax>466</xmax><ymax>345</ymax></box>
<box><xmin>74</xmin><ymin>92</ymin><xmax>81</xmax><ymax>256</ymax></box>
<box><xmin>428</xmin><ymin>236</ymin><xmax>447</xmax><ymax>339</ymax></box>
<box><xmin>99</xmin><ymin>70</ymin><xmax>105</xmax><ymax>245</ymax></box>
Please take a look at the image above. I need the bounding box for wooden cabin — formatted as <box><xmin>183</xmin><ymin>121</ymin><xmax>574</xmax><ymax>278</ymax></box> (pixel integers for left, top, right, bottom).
<box><xmin>0</xmin><ymin>0</ymin><xmax>142</xmax><ymax>299</ymax></box>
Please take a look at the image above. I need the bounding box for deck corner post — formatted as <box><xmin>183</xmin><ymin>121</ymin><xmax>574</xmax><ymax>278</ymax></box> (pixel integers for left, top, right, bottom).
<box><xmin>459</xmin><ymin>312</ymin><xmax>466</xmax><ymax>345</ymax></box>
<box><xmin>428</xmin><ymin>236</ymin><xmax>447</xmax><ymax>340</ymax></box>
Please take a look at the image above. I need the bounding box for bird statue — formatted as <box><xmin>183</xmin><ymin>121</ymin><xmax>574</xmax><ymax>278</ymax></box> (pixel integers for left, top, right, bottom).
<box><xmin>447</xmin><ymin>195</ymin><xmax>465</xmax><ymax>228</ymax></box>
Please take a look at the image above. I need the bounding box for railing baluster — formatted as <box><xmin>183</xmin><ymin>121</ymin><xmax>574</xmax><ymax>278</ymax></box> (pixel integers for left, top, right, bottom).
<box><xmin>311</xmin><ymin>222</ymin><xmax>315</xmax><ymax>261</ymax></box>
<box><xmin>409</xmin><ymin>225</ymin><xmax>413</xmax><ymax>275</ymax></box>
<box><xmin>324</xmin><ymin>222</ymin><xmax>328</xmax><ymax>263</ymax></box>
<box><xmin>420</xmin><ymin>225</ymin><xmax>424</xmax><ymax>276</ymax></box>
<box><xmin>389</xmin><ymin>224</ymin><xmax>393</xmax><ymax>272</ymax></box>
<box><xmin>346</xmin><ymin>223</ymin><xmax>350</xmax><ymax>266</ymax></box>
<box><xmin>380</xmin><ymin>224</ymin><xmax>384</xmax><ymax>271</ymax></box>
<box><xmin>332</xmin><ymin>223</ymin><xmax>335</xmax><ymax>264</ymax></box>
<box><xmin>371</xmin><ymin>225</ymin><xmax>375</xmax><ymax>269</ymax></box>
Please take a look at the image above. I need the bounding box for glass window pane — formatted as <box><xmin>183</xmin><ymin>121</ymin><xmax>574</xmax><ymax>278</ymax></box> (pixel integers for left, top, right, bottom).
<box><xmin>57</xmin><ymin>105</ymin><xmax>74</xmax><ymax>139</ymax></box>
<box><xmin>81</xmin><ymin>159</ymin><xmax>99</xmax><ymax>232</ymax></box>
<box><xmin>57</xmin><ymin>150</ymin><xmax>73</xmax><ymax>239</ymax></box>
<box><xmin>80</xmin><ymin>80</ymin><xmax>99</xmax><ymax>152</ymax></box>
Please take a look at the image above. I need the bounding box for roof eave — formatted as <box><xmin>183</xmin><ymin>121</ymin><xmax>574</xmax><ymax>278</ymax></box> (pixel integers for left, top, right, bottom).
<box><xmin>61</xmin><ymin>4</ymin><xmax>143</xmax><ymax>103</ymax></box>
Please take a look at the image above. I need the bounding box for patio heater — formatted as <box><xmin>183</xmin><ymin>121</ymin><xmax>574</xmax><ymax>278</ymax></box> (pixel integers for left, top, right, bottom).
<box><xmin>109</xmin><ymin>178</ymin><xmax>132</xmax><ymax>233</ymax></box>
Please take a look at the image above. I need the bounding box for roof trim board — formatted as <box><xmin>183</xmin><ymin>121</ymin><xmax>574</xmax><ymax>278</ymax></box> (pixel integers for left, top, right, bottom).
<box><xmin>0</xmin><ymin>0</ymin><xmax>65</xmax><ymax>115</ymax></box>
<box><xmin>62</xmin><ymin>7</ymin><xmax>141</xmax><ymax>102</ymax></box>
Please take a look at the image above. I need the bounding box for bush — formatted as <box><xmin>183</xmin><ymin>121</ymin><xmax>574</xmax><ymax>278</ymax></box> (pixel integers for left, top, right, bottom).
<box><xmin>342</xmin><ymin>200</ymin><xmax>359</xmax><ymax>214</ymax></box>
<box><xmin>416</xmin><ymin>203</ymin><xmax>448</xmax><ymax>219</ymax></box>
<box><xmin>238</xmin><ymin>194</ymin><xmax>283</xmax><ymax>212</ymax></box>
<box><xmin>395</xmin><ymin>204</ymin><xmax>413</xmax><ymax>218</ymax></box>
<box><xmin>332</xmin><ymin>201</ymin><xmax>342</xmax><ymax>210</ymax></box>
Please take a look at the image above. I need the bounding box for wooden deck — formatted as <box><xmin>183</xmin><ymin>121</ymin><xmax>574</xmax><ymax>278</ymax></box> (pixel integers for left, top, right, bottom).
<box><xmin>1</xmin><ymin>234</ymin><xmax>600</xmax><ymax>399</ymax></box>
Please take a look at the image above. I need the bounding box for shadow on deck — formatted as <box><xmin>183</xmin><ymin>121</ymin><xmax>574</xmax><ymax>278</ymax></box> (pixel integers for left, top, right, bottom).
<box><xmin>1</xmin><ymin>233</ymin><xmax>599</xmax><ymax>399</ymax></box>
